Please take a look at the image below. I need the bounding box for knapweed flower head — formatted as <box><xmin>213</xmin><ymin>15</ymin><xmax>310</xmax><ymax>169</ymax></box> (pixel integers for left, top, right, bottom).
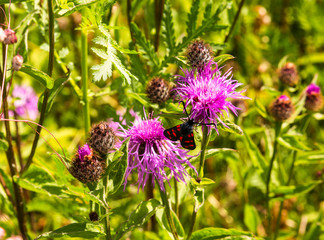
<box><xmin>279</xmin><ymin>62</ymin><xmax>299</xmax><ymax>87</ymax></box>
<box><xmin>89</xmin><ymin>121</ymin><xmax>116</xmax><ymax>155</ymax></box>
<box><xmin>70</xmin><ymin>144</ymin><xmax>104</xmax><ymax>184</ymax></box>
<box><xmin>146</xmin><ymin>77</ymin><xmax>170</xmax><ymax>104</ymax></box>
<box><xmin>11</xmin><ymin>84</ymin><xmax>38</xmax><ymax>120</ymax></box>
<box><xmin>121</xmin><ymin>111</ymin><xmax>196</xmax><ymax>192</ymax></box>
<box><xmin>186</xmin><ymin>39</ymin><xmax>213</xmax><ymax>70</ymax></box>
<box><xmin>270</xmin><ymin>95</ymin><xmax>294</xmax><ymax>121</ymax></box>
<box><xmin>175</xmin><ymin>61</ymin><xmax>249</xmax><ymax>133</ymax></box>
<box><xmin>305</xmin><ymin>83</ymin><xmax>323</xmax><ymax>111</ymax></box>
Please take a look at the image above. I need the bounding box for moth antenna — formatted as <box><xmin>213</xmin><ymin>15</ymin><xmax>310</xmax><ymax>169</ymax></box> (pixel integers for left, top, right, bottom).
<box><xmin>179</xmin><ymin>101</ymin><xmax>190</xmax><ymax>118</ymax></box>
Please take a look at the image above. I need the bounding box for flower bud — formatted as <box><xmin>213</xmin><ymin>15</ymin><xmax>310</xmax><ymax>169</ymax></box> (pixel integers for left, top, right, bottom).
<box><xmin>146</xmin><ymin>77</ymin><xmax>170</xmax><ymax>104</ymax></box>
<box><xmin>279</xmin><ymin>62</ymin><xmax>299</xmax><ymax>87</ymax></box>
<box><xmin>0</xmin><ymin>27</ymin><xmax>6</xmax><ymax>42</ymax></box>
<box><xmin>89</xmin><ymin>122</ymin><xmax>116</xmax><ymax>155</ymax></box>
<box><xmin>270</xmin><ymin>95</ymin><xmax>294</xmax><ymax>121</ymax></box>
<box><xmin>89</xmin><ymin>211</ymin><xmax>99</xmax><ymax>221</ymax></box>
<box><xmin>186</xmin><ymin>39</ymin><xmax>213</xmax><ymax>70</ymax></box>
<box><xmin>12</xmin><ymin>54</ymin><xmax>23</xmax><ymax>71</ymax></box>
<box><xmin>70</xmin><ymin>144</ymin><xmax>104</xmax><ymax>184</ymax></box>
<box><xmin>3</xmin><ymin>29</ymin><xmax>17</xmax><ymax>45</ymax></box>
<box><xmin>304</xmin><ymin>83</ymin><xmax>323</xmax><ymax>111</ymax></box>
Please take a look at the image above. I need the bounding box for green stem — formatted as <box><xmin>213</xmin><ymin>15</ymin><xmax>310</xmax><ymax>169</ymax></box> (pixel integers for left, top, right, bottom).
<box><xmin>216</xmin><ymin>0</ymin><xmax>245</xmax><ymax>56</ymax></box>
<box><xmin>154</xmin><ymin>0</ymin><xmax>165</xmax><ymax>51</ymax></box>
<box><xmin>22</xmin><ymin>0</ymin><xmax>54</xmax><ymax>174</ymax></box>
<box><xmin>103</xmin><ymin>186</ymin><xmax>111</xmax><ymax>240</ymax></box>
<box><xmin>81</xmin><ymin>26</ymin><xmax>90</xmax><ymax>135</ymax></box>
<box><xmin>198</xmin><ymin>126</ymin><xmax>209</xmax><ymax>177</ymax></box>
<box><xmin>266</xmin><ymin>122</ymin><xmax>282</xmax><ymax>237</ymax></box>
<box><xmin>174</xmin><ymin>178</ymin><xmax>179</xmax><ymax>217</ymax></box>
<box><xmin>159</xmin><ymin>182</ymin><xmax>179</xmax><ymax>240</ymax></box>
<box><xmin>273</xmin><ymin>151</ymin><xmax>297</xmax><ymax>240</ymax></box>
<box><xmin>187</xmin><ymin>126</ymin><xmax>209</xmax><ymax>240</ymax></box>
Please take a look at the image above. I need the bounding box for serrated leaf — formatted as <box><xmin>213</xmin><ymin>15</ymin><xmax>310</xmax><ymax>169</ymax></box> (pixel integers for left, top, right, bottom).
<box><xmin>190</xmin><ymin>227</ymin><xmax>258</xmax><ymax>240</ymax></box>
<box><xmin>277</xmin><ymin>135</ymin><xmax>311</xmax><ymax>151</ymax></box>
<box><xmin>20</xmin><ymin>65</ymin><xmax>54</xmax><ymax>89</ymax></box>
<box><xmin>270</xmin><ymin>181</ymin><xmax>322</xmax><ymax>200</ymax></box>
<box><xmin>186</xmin><ymin>0</ymin><xmax>200</xmax><ymax>36</ymax></box>
<box><xmin>244</xmin><ymin>204</ymin><xmax>260</xmax><ymax>233</ymax></box>
<box><xmin>35</xmin><ymin>223</ymin><xmax>105</xmax><ymax>239</ymax></box>
<box><xmin>162</xmin><ymin>0</ymin><xmax>176</xmax><ymax>54</ymax></box>
<box><xmin>114</xmin><ymin>199</ymin><xmax>162</xmax><ymax>240</ymax></box>
<box><xmin>243</xmin><ymin>133</ymin><xmax>268</xmax><ymax>174</ymax></box>
<box><xmin>55</xmin><ymin>0</ymin><xmax>109</xmax><ymax>17</ymax></box>
<box><xmin>130</xmin><ymin>22</ymin><xmax>159</xmax><ymax>70</ymax></box>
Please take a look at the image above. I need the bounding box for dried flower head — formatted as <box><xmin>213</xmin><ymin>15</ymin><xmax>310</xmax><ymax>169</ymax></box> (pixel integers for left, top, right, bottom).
<box><xmin>304</xmin><ymin>83</ymin><xmax>323</xmax><ymax>111</ymax></box>
<box><xmin>121</xmin><ymin>112</ymin><xmax>196</xmax><ymax>192</ymax></box>
<box><xmin>70</xmin><ymin>144</ymin><xmax>104</xmax><ymax>184</ymax></box>
<box><xmin>89</xmin><ymin>122</ymin><xmax>116</xmax><ymax>155</ymax></box>
<box><xmin>175</xmin><ymin>61</ymin><xmax>249</xmax><ymax>133</ymax></box>
<box><xmin>270</xmin><ymin>95</ymin><xmax>294</xmax><ymax>121</ymax></box>
<box><xmin>146</xmin><ymin>77</ymin><xmax>170</xmax><ymax>104</ymax></box>
<box><xmin>186</xmin><ymin>39</ymin><xmax>213</xmax><ymax>70</ymax></box>
<box><xmin>10</xmin><ymin>85</ymin><xmax>39</xmax><ymax>120</ymax></box>
<box><xmin>12</xmin><ymin>54</ymin><xmax>23</xmax><ymax>71</ymax></box>
<box><xmin>3</xmin><ymin>29</ymin><xmax>17</xmax><ymax>45</ymax></box>
<box><xmin>279</xmin><ymin>62</ymin><xmax>298</xmax><ymax>87</ymax></box>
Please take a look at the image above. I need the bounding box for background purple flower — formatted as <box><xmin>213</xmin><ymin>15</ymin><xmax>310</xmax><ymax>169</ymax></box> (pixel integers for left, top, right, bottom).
<box><xmin>122</xmin><ymin>112</ymin><xmax>196</xmax><ymax>192</ymax></box>
<box><xmin>175</xmin><ymin>61</ymin><xmax>249</xmax><ymax>133</ymax></box>
<box><xmin>78</xmin><ymin>144</ymin><xmax>92</xmax><ymax>162</ymax></box>
<box><xmin>11</xmin><ymin>84</ymin><xmax>38</xmax><ymax>120</ymax></box>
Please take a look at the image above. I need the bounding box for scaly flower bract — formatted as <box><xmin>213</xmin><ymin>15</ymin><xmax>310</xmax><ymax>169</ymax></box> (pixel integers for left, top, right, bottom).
<box><xmin>121</xmin><ymin>112</ymin><xmax>196</xmax><ymax>192</ymax></box>
<box><xmin>175</xmin><ymin>61</ymin><xmax>249</xmax><ymax>133</ymax></box>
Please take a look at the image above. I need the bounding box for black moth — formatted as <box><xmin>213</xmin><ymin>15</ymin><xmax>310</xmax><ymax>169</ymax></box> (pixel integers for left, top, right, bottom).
<box><xmin>163</xmin><ymin>101</ymin><xmax>216</xmax><ymax>150</ymax></box>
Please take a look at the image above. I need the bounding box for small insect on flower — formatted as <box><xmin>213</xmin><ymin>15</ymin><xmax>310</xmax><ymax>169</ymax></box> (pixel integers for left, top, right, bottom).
<box><xmin>163</xmin><ymin>101</ymin><xmax>216</xmax><ymax>150</ymax></box>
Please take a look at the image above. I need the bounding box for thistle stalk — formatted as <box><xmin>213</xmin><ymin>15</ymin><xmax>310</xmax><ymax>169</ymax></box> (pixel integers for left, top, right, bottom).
<box><xmin>266</xmin><ymin>121</ymin><xmax>282</xmax><ymax>237</ymax></box>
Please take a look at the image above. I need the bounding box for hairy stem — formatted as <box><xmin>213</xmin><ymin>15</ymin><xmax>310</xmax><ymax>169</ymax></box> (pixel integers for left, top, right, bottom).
<box><xmin>81</xmin><ymin>25</ymin><xmax>90</xmax><ymax>135</ymax></box>
<box><xmin>266</xmin><ymin>122</ymin><xmax>282</xmax><ymax>237</ymax></box>
<box><xmin>216</xmin><ymin>0</ymin><xmax>245</xmax><ymax>55</ymax></box>
<box><xmin>159</xmin><ymin>183</ymin><xmax>179</xmax><ymax>240</ymax></box>
<box><xmin>22</xmin><ymin>0</ymin><xmax>54</xmax><ymax>174</ymax></box>
<box><xmin>187</xmin><ymin>126</ymin><xmax>209</xmax><ymax>240</ymax></box>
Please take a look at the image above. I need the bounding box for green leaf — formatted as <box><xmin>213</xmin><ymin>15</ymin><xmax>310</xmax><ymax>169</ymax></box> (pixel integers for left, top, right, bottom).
<box><xmin>190</xmin><ymin>227</ymin><xmax>258</xmax><ymax>240</ymax></box>
<box><xmin>190</xmin><ymin>148</ymin><xmax>236</xmax><ymax>166</ymax></box>
<box><xmin>130</xmin><ymin>23</ymin><xmax>159</xmax><ymax>71</ymax></box>
<box><xmin>0</xmin><ymin>138</ymin><xmax>8</xmax><ymax>151</ymax></box>
<box><xmin>38</xmin><ymin>71</ymin><xmax>71</xmax><ymax>113</ymax></box>
<box><xmin>194</xmin><ymin>189</ymin><xmax>204</xmax><ymax>212</ymax></box>
<box><xmin>20</xmin><ymin>65</ymin><xmax>54</xmax><ymax>89</ymax></box>
<box><xmin>191</xmin><ymin>177</ymin><xmax>215</xmax><ymax>186</ymax></box>
<box><xmin>277</xmin><ymin>135</ymin><xmax>311</xmax><ymax>151</ymax></box>
<box><xmin>186</xmin><ymin>0</ymin><xmax>200</xmax><ymax>36</ymax></box>
<box><xmin>106</xmin><ymin>141</ymin><xmax>128</xmax><ymax>195</ymax></box>
<box><xmin>0</xmin><ymin>0</ymin><xmax>31</xmax><ymax>3</ymax></box>
<box><xmin>0</xmin><ymin>168</ymin><xmax>13</xmax><ymax>197</ymax></box>
<box><xmin>127</xmin><ymin>91</ymin><xmax>149</xmax><ymax>106</ymax></box>
<box><xmin>162</xmin><ymin>0</ymin><xmax>176</xmax><ymax>54</ymax></box>
<box><xmin>213</xmin><ymin>54</ymin><xmax>235</xmax><ymax>66</ymax></box>
<box><xmin>114</xmin><ymin>199</ymin><xmax>162</xmax><ymax>240</ymax></box>
<box><xmin>303</xmin><ymin>212</ymin><xmax>322</xmax><ymax>240</ymax></box>
<box><xmin>244</xmin><ymin>204</ymin><xmax>260</xmax><ymax>233</ymax></box>
<box><xmin>243</xmin><ymin>133</ymin><xmax>268</xmax><ymax>174</ymax></box>
<box><xmin>296</xmin><ymin>151</ymin><xmax>324</xmax><ymax>165</ymax></box>
<box><xmin>270</xmin><ymin>181</ymin><xmax>322</xmax><ymax>200</ymax></box>
<box><xmin>35</xmin><ymin>222</ymin><xmax>105</xmax><ymax>239</ymax></box>
<box><xmin>156</xmin><ymin>207</ymin><xmax>185</xmax><ymax>238</ymax></box>
<box><xmin>55</xmin><ymin>0</ymin><xmax>111</xmax><ymax>17</ymax></box>
<box><xmin>254</xmin><ymin>98</ymin><xmax>269</xmax><ymax>119</ymax></box>
<box><xmin>218</xmin><ymin>120</ymin><xmax>243</xmax><ymax>136</ymax></box>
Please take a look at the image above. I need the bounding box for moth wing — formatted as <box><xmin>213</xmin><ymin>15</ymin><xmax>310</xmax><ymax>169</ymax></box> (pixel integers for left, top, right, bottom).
<box><xmin>163</xmin><ymin>125</ymin><xmax>182</xmax><ymax>141</ymax></box>
<box><xmin>180</xmin><ymin>133</ymin><xmax>196</xmax><ymax>150</ymax></box>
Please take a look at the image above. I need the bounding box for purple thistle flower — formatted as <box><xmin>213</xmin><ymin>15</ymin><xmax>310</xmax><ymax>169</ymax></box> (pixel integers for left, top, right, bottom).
<box><xmin>11</xmin><ymin>84</ymin><xmax>38</xmax><ymax>120</ymax></box>
<box><xmin>175</xmin><ymin>61</ymin><xmax>249</xmax><ymax>133</ymax></box>
<box><xmin>121</xmin><ymin>112</ymin><xmax>196</xmax><ymax>192</ymax></box>
<box><xmin>306</xmin><ymin>83</ymin><xmax>321</xmax><ymax>95</ymax></box>
<box><xmin>78</xmin><ymin>144</ymin><xmax>92</xmax><ymax>162</ymax></box>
